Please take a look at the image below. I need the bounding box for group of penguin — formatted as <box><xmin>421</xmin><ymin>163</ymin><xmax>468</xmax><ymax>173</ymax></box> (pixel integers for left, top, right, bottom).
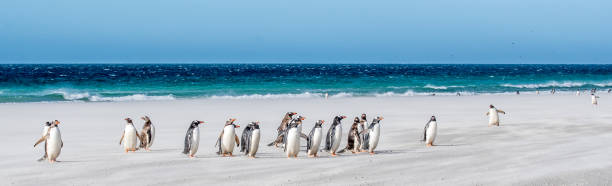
<box><xmin>33</xmin><ymin>104</ymin><xmax>509</xmax><ymax>163</ymax></box>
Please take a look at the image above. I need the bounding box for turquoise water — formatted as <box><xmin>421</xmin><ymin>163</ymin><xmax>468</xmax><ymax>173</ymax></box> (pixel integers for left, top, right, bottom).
<box><xmin>1</xmin><ymin>64</ymin><xmax>611</xmax><ymax>102</ymax></box>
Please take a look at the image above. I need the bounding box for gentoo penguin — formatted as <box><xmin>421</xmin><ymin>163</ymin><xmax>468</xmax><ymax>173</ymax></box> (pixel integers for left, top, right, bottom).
<box><xmin>486</xmin><ymin>104</ymin><xmax>506</xmax><ymax>126</ymax></box>
<box><xmin>358</xmin><ymin>114</ymin><xmax>368</xmax><ymax>152</ymax></box>
<box><xmin>324</xmin><ymin>115</ymin><xmax>346</xmax><ymax>156</ymax></box>
<box><xmin>183</xmin><ymin>120</ymin><xmax>204</xmax><ymax>158</ymax></box>
<box><xmin>268</xmin><ymin>112</ymin><xmax>297</xmax><ymax>147</ymax></box>
<box><xmin>240</xmin><ymin>121</ymin><xmax>261</xmax><ymax>158</ymax></box>
<box><xmin>34</xmin><ymin>120</ymin><xmax>63</xmax><ymax>163</ymax></box>
<box><xmin>422</xmin><ymin>116</ymin><xmax>437</xmax><ymax>147</ymax></box>
<box><xmin>119</xmin><ymin>118</ymin><xmax>141</xmax><ymax>153</ymax></box>
<box><xmin>306</xmin><ymin>120</ymin><xmax>324</xmax><ymax>157</ymax></box>
<box><xmin>362</xmin><ymin>116</ymin><xmax>383</xmax><ymax>154</ymax></box>
<box><xmin>285</xmin><ymin>116</ymin><xmax>305</xmax><ymax>158</ymax></box>
<box><xmin>591</xmin><ymin>94</ymin><xmax>600</xmax><ymax>105</ymax></box>
<box><xmin>139</xmin><ymin>116</ymin><xmax>155</xmax><ymax>151</ymax></box>
<box><xmin>216</xmin><ymin>118</ymin><xmax>240</xmax><ymax>156</ymax></box>
<box><xmin>36</xmin><ymin>121</ymin><xmax>53</xmax><ymax>161</ymax></box>
<box><xmin>339</xmin><ymin>117</ymin><xmax>362</xmax><ymax>153</ymax></box>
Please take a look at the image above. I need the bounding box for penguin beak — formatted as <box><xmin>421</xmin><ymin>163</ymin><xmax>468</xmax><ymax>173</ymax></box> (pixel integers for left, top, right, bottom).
<box><xmin>198</xmin><ymin>121</ymin><xmax>204</xmax><ymax>124</ymax></box>
<box><xmin>54</xmin><ymin>120</ymin><xmax>60</xmax><ymax>125</ymax></box>
<box><xmin>379</xmin><ymin>117</ymin><xmax>384</xmax><ymax>120</ymax></box>
<box><xmin>301</xmin><ymin>117</ymin><xmax>306</xmax><ymax>121</ymax></box>
<box><xmin>341</xmin><ymin>116</ymin><xmax>347</xmax><ymax>119</ymax></box>
<box><xmin>235</xmin><ymin>125</ymin><xmax>240</xmax><ymax>128</ymax></box>
<box><xmin>321</xmin><ymin>120</ymin><xmax>325</xmax><ymax>124</ymax></box>
<box><xmin>231</xmin><ymin>118</ymin><xmax>236</xmax><ymax>122</ymax></box>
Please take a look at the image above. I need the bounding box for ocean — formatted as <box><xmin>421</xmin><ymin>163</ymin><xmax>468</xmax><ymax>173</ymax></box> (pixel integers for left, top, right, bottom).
<box><xmin>1</xmin><ymin>64</ymin><xmax>611</xmax><ymax>103</ymax></box>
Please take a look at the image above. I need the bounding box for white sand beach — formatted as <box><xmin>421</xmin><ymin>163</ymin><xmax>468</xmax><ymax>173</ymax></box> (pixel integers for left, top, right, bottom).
<box><xmin>1</xmin><ymin>94</ymin><xmax>612</xmax><ymax>185</ymax></box>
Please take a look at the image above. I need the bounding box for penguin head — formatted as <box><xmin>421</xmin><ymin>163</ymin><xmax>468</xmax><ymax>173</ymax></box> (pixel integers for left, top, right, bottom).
<box><xmin>489</xmin><ymin>104</ymin><xmax>495</xmax><ymax>109</ymax></box>
<box><xmin>361</xmin><ymin>114</ymin><xmax>367</xmax><ymax>120</ymax></box>
<box><xmin>430</xmin><ymin>116</ymin><xmax>436</xmax><ymax>121</ymax></box>
<box><xmin>288</xmin><ymin>112</ymin><xmax>297</xmax><ymax>117</ymax></box>
<box><xmin>354</xmin><ymin>117</ymin><xmax>360</xmax><ymax>123</ymax></box>
<box><xmin>376</xmin><ymin>116</ymin><xmax>384</xmax><ymax>121</ymax></box>
<box><xmin>141</xmin><ymin>116</ymin><xmax>151</xmax><ymax>123</ymax></box>
<box><xmin>250</xmin><ymin>121</ymin><xmax>260</xmax><ymax>126</ymax></box>
<box><xmin>191</xmin><ymin>120</ymin><xmax>204</xmax><ymax>126</ymax></box>
<box><xmin>316</xmin><ymin>120</ymin><xmax>325</xmax><ymax>126</ymax></box>
<box><xmin>52</xmin><ymin>120</ymin><xmax>60</xmax><ymax>127</ymax></box>
<box><xmin>45</xmin><ymin>121</ymin><xmax>53</xmax><ymax>126</ymax></box>
<box><xmin>125</xmin><ymin>118</ymin><xmax>133</xmax><ymax>124</ymax></box>
<box><xmin>297</xmin><ymin>116</ymin><xmax>306</xmax><ymax>122</ymax></box>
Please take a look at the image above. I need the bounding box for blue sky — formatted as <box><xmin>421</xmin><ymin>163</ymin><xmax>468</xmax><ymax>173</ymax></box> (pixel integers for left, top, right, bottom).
<box><xmin>1</xmin><ymin>0</ymin><xmax>611</xmax><ymax>63</ymax></box>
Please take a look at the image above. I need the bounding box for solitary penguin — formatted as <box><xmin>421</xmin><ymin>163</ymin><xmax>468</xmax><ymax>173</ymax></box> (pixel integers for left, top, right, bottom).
<box><xmin>34</xmin><ymin>120</ymin><xmax>63</xmax><ymax>163</ymax></box>
<box><xmin>36</xmin><ymin>121</ymin><xmax>53</xmax><ymax>161</ymax></box>
<box><xmin>306</xmin><ymin>120</ymin><xmax>324</xmax><ymax>157</ymax></box>
<box><xmin>362</xmin><ymin>116</ymin><xmax>383</xmax><ymax>154</ymax></box>
<box><xmin>339</xmin><ymin>117</ymin><xmax>362</xmax><ymax>154</ymax></box>
<box><xmin>422</xmin><ymin>116</ymin><xmax>437</xmax><ymax>147</ymax></box>
<box><xmin>486</xmin><ymin>104</ymin><xmax>506</xmax><ymax>126</ymax></box>
<box><xmin>358</xmin><ymin>114</ymin><xmax>368</xmax><ymax>152</ymax></box>
<box><xmin>139</xmin><ymin>116</ymin><xmax>155</xmax><ymax>151</ymax></box>
<box><xmin>240</xmin><ymin>121</ymin><xmax>261</xmax><ymax>158</ymax></box>
<box><xmin>268</xmin><ymin>112</ymin><xmax>297</xmax><ymax>147</ymax></box>
<box><xmin>216</xmin><ymin>118</ymin><xmax>240</xmax><ymax>157</ymax></box>
<box><xmin>324</xmin><ymin>115</ymin><xmax>346</xmax><ymax>156</ymax></box>
<box><xmin>592</xmin><ymin>94</ymin><xmax>600</xmax><ymax>105</ymax></box>
<box><xmin>285</xmin><ymin>116</ymin><xmax>305</xmax><ymax>158</ymax></box>
<box><xmin>119</xmin><ymin>118</ymin><xmax>141</xmax><ymax>153</ymax></box>
<box><xmin>183</xmin><ymin>120</ymin><xmax>205</xmax><ymax>158</ymax></box>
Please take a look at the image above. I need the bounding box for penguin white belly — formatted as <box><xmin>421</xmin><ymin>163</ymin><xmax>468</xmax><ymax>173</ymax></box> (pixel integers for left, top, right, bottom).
<box><xmin>124</xmin><ymin>125</ymin><xmax>138</xmax><ymax>150</ymax></box>
<box><xmin>331</xmin><ymin>125</ymin><xmax>342</xmax><ymax>153</ymax></box>
<box><xmin>592</xmin><ymin>96</ymin><xmax>598</xmax><ymax>104</ymax></box>
<box><xmin>248</xmin><ymin>129</ymin><xmax>260</xmax><ymax>156</ymax></box>
<box><xmin>488</xmin><ymin>109</ymin><xmax>499</xmax><ymax>125</ymax></box>
<box><xmin>46</xmin><ymin>128</ymin><xmax>62</xmax><ymax>160</ymax></box>
<box><xmin>369</xmin><ymin>124</ymin><xmax>381</xmax><ymax>152</ymax></box>
<box><xmin>221</xmin><ymin>126</ymin><xmax>236</xmax><ymax>154</ymax></box>
<box><xmin>148</xmin><ymin>124</ymin><xmax>155</xmax><ymax>148</ymax></box>
<box><xmin>189</xmin><ymin>127</ymin><xmax>200</xmax><ymax>156</ymax></box>
<box><xmin>42</xmin><ymin>126</ymin><xmax>50</xmax><ymax>136</ymax></box>
<box><xmin>425</xmin><ymin>122</ymin><xmax>437</xmax><ymax>144</ymax></box>
<box><xmin>286</xmin><ymin>127</ymin><xmax>300</xmax><ymax>157</ymax></box>
<box><xmin>308</xmin><ymin>128</ymin><xmax>322</xmax><ymax>155</ymax></box>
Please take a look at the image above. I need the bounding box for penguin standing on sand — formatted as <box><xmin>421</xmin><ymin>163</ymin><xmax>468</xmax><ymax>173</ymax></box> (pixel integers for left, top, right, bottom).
<box><xmin>183</xmin><ymin>120</ymin><xmax>205</xmax><ymax>158</ymax></box>
<box><xmin>139</xmin><ymin>116</ymin><xmax>155</xmax><ymax>151</ymax></box>
<box><xmin>325</xmin><ymin>115</ymin><xmax>346</xmax><ymax>156</ymax></box>
<box><xmin>306</xmin><ymin>120</ymin><xmax>324</xmax><ymax>157</ymax></box>
<box><xmin>34</xmin><ymin>120</ymin><xmax>63</xmax><ymax>163</ymax></box>
<box><xmin>339</xmin><ymin>117</ymin><xmax>362</xmax><ymax>154</ymax></box>
<box><xmin>486</xmin><ymin>104</ymin><xmax>506</xmax><ymax>126</ymax></box>
<box><xmin>591</xmin><ymin>94</ymin><xmax>600</xmax><ymax>105</ymax></box>
<box><xmin>268</xmin><ymin>112</ymin><xmax>297</xmax><ymax>147</ymax></box>
<box><xmin>422</xmin><ymin>116</ymin><xmax>437</xmax><ymax>147</ymax></box>
<box><xmin>119</xmin><ymin>118</ymin><xmax>141</xmax><ymax>153</ymax></box>
<box><xmin>285</xmin><ymin>116</ymin><xmax>305</xmax><ymax>158</ymax></box>
<box><xmin>358</xmin><ymin>114</ymin><xmax>368</xmax><ymax>152</ymax></box>
<box><xmin>240</xmin><ymin>121</ymin><xmax>261</xmax><ymax>158</ymax></box>
<box><xmin>362</xmin><ymin>116</ymin><xmax>383</xmax><ymax>154</ymax></box>
<box><xmin>36</xmin><ymin>121</ymin><xmax>53</xmax><ymax>161</ymax></box>
<box><xmin>216</xmin><ymin>118</ymin><xmax>240</xmax><ymax>156</ymax></box>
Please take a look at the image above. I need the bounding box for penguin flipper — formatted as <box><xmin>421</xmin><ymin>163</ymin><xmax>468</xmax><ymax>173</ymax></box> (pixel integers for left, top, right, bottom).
<box><xmin>497</xmin><ymin>109</ymin><xmax>506</xmax><ymax>114</ymax></box>
<box><xmin>183</xmin><ymin>128</ymin><xmax>193</xmax><ymax>154</ymax></box>
<box><xmin>235</xmin><ymin>134</ymin><xmax>240</xmax><ymax>147</ymax></box>
<box><xmin>34</xmin><ymin>135</ymin><xmax>47</xmax><ymax>147</ymax></box>
<box><xmin>300</xmin><ymin>133</ymin><xmax>309</xmax><ymax>141</ymax></box>
<box><xmin>119</xmin><ymin>131</ymin><xmax>125</xmax><ymax>145</ymax></box>
<box><xmin>422</xmin><ymin>122</ymin><xmax>430</xmax><ymax>142</ymax></box>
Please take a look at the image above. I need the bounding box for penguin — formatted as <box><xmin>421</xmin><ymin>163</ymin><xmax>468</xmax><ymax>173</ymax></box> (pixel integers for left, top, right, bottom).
<box><xmin>119</xmin><ymin>118</ymin><xmax>141</xmax><ymax>153</ymax></box>
<box><xmin>285</xmin><ymin>116</ymin><xmax>305</xmax><ymax>158</ymax></box>
<box><xmin>358</xmin><ymin>114</ymin><xmax>368</xmax><ymax>152</ymax></box>
<box><xmin>422</xmin><ymin>116</ymin><xmax>437</xmax><ymax>147</ymax></box>
<box><xmin>577</xmin><ymin>89</ymin><xmax>581</xmax><ymax>96</ymax></box>
<box><xmin>139</xmin><ymin>116</ymin><xmax>155</xmax><ymax>151</ymax></box>
<box><xmin>362</xmin><ymin>116</ymin><xmax>383</xmax><ymax>154</ymax></box>
<box><xmin>240</xmin><ymin>121</ymin><xmax>261</xmax><ymax>158</ymax></box>
<box><xmin>216</xmin><ymin>118</ymin><xmax>240</xmax><ymax>156</ymax></box>
<box><xmin>591</xmin><ymin>94</ymin><xmax>600</xmax><ymax>105</ymax></box>
<box><xmin>324</xmin><ymin>115</ymin><xmax>346</xmax><ymax>156</ymax></box>
<box><xmin>338</xmin><ymin>117</ymin><xmax>362</xmax><ymax>153</ymax></box>
<box><xmin>34</xmin><ymin>120</ymin><xmax>63</xmax><ymax>163</ymax></box>
<box><xmin>306</xmin><ymin>120</ymin><xmax>324</xmax><ymax>157</ymax></box>
<box><xmin>268</xmin><ymin>112</ymin><xmax>297</xmax><ymax>147</ymax></box>
<box><xmin>183</xmin><ymin>120</ymin><xmax>205</xmax><ymax>158</ymax></box>
<box><xmin>36</xmin><ymin>121</ymin><xmax>53</xmax><ymax>161</ymax></box>
<box><xmin>486</xmin><ymin>104</ymin><xmax>506</xmax><ymax>126</ymax></box>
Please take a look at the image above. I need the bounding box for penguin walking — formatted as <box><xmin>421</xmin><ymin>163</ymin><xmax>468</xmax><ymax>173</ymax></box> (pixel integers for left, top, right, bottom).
<box><xmin>240</xmin><ymin>121</ymin><xmax>261</xmax><ymax>158</ymax></box>
<box><xmin>339</xmin><ymin>117</ymin><xmax>362</xmax><ymax>154</ymax></box>
<box><xmin>306</xmin><ymin>120</ymin><xmax>324</xmax><ymax>157</ymax></box>
<box><xmin>285</xmin><ymin>116</ymin><xmax>305</xmax><ymax>158</ymax></box>
<box><xmin>486</xmin><ymin>104</ymin><xmax>506</xmax><ymax>126</ymax></box>
<box><xmin>183</xmin><ymin>120</ymin><xmax>205</xmax><ymax>158</ymax></box>
<box><xmin>34</xmin><ymin>120</ymin><xmax>63</xmax><ymax>163</ymax></box>
<box><xmin>216</xmin><ymin>118</ymin><xmax>240</xmax><ymax>156</ymax></box>
<box><xmin>324</xmin><ymin>115</ymin><xmax>346</xmax><ymax>156</ymax></box>
<box><xmin>119</xmin><ymin>118</ymin><xmax>142</xmax><ymax>153</ymax></box>
<box><xmin>36</xmin><ymin>121</ymin><xmax>53</xmax><ymax>161</ymax></box>
<box><xmin>358</xmin><ymin>114</ymin><xmax>368</xmax><ymax>152</ymax></box>
<box><xmin>139</xmin><ymin>116</ymin><xmax>155</xmax><ymax>151</ymax></box>
<box><xmin>362</xmin><ymin>116</ymin><xmax>383</xmax><ymax>154</ymax></box>
<box><xmin>422</xmin><ymin>116</ymin><xmax>437</xmax><ymax>147</ymax></box>
<box><xmin>592</xmin><ymin>94</ymin><xmax>600</xmax><ymax>105</ymax></box>
<box><xmin>268</xmin><ymin>112</ymin><xmax>297</xmax><ymax>147</ymax></box>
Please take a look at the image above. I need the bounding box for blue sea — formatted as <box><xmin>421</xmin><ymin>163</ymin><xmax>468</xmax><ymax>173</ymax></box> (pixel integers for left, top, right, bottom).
<box><xmin>1</xmin><ymin>64</ymin><xmax>611</xmax><ymax>103</ymax></box>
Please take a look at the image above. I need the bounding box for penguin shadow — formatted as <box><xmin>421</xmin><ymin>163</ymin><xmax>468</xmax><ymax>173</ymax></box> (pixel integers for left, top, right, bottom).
<box><xmin>371</xmin><ymin>149</ymin><xmax>405</xmax><ymax>155</ymax></box>
<box><xmin>147</xmin><ymin>148</ymin><xmax>177</xmax><ymax>152</ymax></box>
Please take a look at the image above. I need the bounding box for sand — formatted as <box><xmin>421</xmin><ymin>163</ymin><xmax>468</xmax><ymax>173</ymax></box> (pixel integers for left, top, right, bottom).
<box><xmin>1</xmin><ymin>94</ymin><xmax>612</xmax><ymax>185</ymax></box>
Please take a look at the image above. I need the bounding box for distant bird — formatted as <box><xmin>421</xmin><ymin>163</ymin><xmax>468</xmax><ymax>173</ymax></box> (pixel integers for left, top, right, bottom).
<box><xmin>183</xmin><ymin>120</ymin><xmax>204</xmax><ymax>158</ymax></box>
<box><xmin>34</xmin><ymin>120</ymin><xmax>63</xmax><ymax>163</ymax></box>
<box><xmin>119</xmin><ymin>118</ymin><xmax>141</xmax><ymax>153</ymax></box>
<box><xmin>422</xmin><ymin>116</ymin><xmax>437</xmax><ymax>147</ymax></box>
<box><xmin>486</xmin><ymin>105</ymin><xmax>506</xmax><ymax>126</ymax></box>
<box><xmin>240</xmin><ymin>121</ymin><xmax>261</xmax><ymax>158</ymax></box>
<box><xmin>216</xmin><ymin>118</ymin><xmax>240</xmax><ymax>157</ymax></box>
<box><xmin>139</xmin><ymin>116</ymin><xmax>155</xmax><ymax>151</ymax></box>
<box><xmin>325</xmin><ymin>115</ymin><xmax>346</xmax><ymax>156</ymax></box>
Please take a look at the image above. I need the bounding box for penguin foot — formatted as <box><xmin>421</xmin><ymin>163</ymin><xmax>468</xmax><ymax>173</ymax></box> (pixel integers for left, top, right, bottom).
<box><xmin>189</xmin><ymin>155</ymin><xmax>195</xmax><ymax>158</ymax></box>
<box><xmin>369</xmin><ymin>152</ymin><xmax>375</xmax><ymax>155</ymax></box>
<box><xmin>331</xmin><ymin>153</ymin><xmax>337</xmax><ymax>157</ymax></box>
<box><xmin>426</xmin><ymin>143</ymin><xmax>433</xmax><ymax>147</ymax></box>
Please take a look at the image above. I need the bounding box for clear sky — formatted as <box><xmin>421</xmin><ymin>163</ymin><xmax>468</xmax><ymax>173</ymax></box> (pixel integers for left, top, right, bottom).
<box><xmin>1</xmin><ymin>0</ymin><xmax>611</xmax><ymax>63</ymax></box>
